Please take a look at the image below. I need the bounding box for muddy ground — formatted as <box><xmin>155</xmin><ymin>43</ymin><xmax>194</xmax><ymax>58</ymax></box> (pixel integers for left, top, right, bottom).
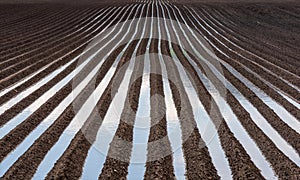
<box><xmin>0</xmin><ymin>1</ymin><xmax>299</xmax><ymax>179</ymax></box>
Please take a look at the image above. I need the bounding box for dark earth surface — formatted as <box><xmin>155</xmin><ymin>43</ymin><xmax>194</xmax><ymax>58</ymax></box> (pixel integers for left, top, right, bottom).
<box><xmin>0</xmin><ymin>0</ymin><xmax>299</xmax><ymax>179</ymax></box>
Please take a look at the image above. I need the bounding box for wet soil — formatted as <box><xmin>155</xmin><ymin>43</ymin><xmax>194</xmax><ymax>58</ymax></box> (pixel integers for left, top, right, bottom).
<box><xmin>1</xmin><ymin>1</ymin><xmax>299</xmax><ymax>179</ymax></box>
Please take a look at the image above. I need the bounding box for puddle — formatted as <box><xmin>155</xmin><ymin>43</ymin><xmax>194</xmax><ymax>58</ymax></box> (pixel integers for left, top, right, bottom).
<box><xmin>32</xmin><ymin>53</ymin><xmax>121</xmax><ymax>180</ymax></box>
<box><xmin>0</xmin><ymin>58</ymin><xmax>74</xmax><ymax>115</ymax></box>
<box><xmin>191</xmin><ymin>42</ymin><xmax>300</xmax><ymax>169</ymax></box>
<box><xmin>81</xmin><ymin>52</ymin><xmax>135</xmax><ymax>180</ymax></box>
<box><xmin>0</xmin><ymin>4</ymin><xmax>131</xmax><ymax>139</ymax></box>
<box><xmin>0</xmin><ymin>7</ymin><xmax>116</xmax><ymax>100</ymax></box>
<box><xmin>183</xmin><ymin>6</ymin><xmax>299</xmax><ymax>133</ymax></box>
<box><xmin>0</xmin><ymin>67</ymin><xmax>73</xmax><ymax>139</ymax></box>
<box><xmin>184</xmin><ymin>6</ymin><xmax>299</xmax><ymax>97</ymax></box>
<box><xmin>0</xmin><ymin>8</ymin><xmax>114</xmax><ymax>100</ymax></box>
<box><xmin>127</xmin><ymin>5</ymin><xmax>153</xmax><ymax>178</ymax></box>
<box><xmin>184</xmin><ymin>51</ymin><xmax>277</xmax><ymax>179</ymax></box>
<box><xmin>0</xmin><ymin>51</ymin><xmax>103</xmax><ymax>176</ymax></box>
<box><xmin>189</xmin><ymin>7</ymin><xmax>300</xmax><ymax>93</ymax></box>
<box><xmin>0</xmin><ymin>7</ymin><xmax>109</xmax><ymax>70</ymax></box>
<box><xmin>164</xmin><ymin>4</ymin><xmax>278</xmax><ymax>179</ymax></box>
<box><xmin>0</xmin><ymin>64</ymin><xmax>51</xmax><ymax>98</ymax></box>
<box><xmin>225</xmin><ymin>81</ymin><xmax>300</xmax><ymax>167</ymax></box>
<box><xmin>187</xmin><ymin>40</ymin><xmax>299</xmax><ymax>171</ymax></box>
<box><xmin>0</xmin><ymin>31</ymin><xmax>116</xmax><ymax>137</ymax></box>
<box><xmin>161</xmin><ymin>4</ymin><xmax>232</xmax><ymax>179</ymax></box>
<box><xmin>0</xmin><ymin>5</ymin><xmax>137</xmax><ymax>178</ymax></box>
<box><xmin>0</xmin><ymin>42</ymin><xmax>121</xmax><ymax>177</ymax></box>
<box><xmin>0</xmin><ymin>7</ymin><xmax>121</xmax><ymax>115</ymax></box>
<box><xmin>200</xmin><ymin>7</ymin><xmax>300</xmax><ymax>87</ymax></box>
<box><xmin>2</xmin><ymin>2</ymin><xmax>297</xmax><ymax>179</ymax></box>
<box><xmin>246</xmin><ymin>64</ymin><xmax>299</xmax><ymax>111</ymax></box>
<box><xmin>171</xmin><ymin>50</ymin><xmax>232</xmax><ymax>179</ymax></box>
<box><xmin>222</xmin><ymin>62</ymin><xmax>300</xmax><ymax>134</ymax></box>
<box><xmin>0</xmin><ymin>111</ymin><xmax>68</xmax><ymax>176</ymax></box>
<box><xmin>82</xmin><ymin>6</ymin><xmax>146</xmax><ymax>178</ymax></box>
<box><xmin>277</xmin><ymin>91</ymin><xmax>300</xmax><ymax>109</ymax></box>
<box><xmin>157</xmin><ymin>10</ymin><xmax>186</xmax><ymax>179</ymax></box>
<box><xmin>33</xmin><ymin>5</ymin><xmax>140</xmax><ymax>179</ymax></box>
<box><xmin>198</xmin><ymin>8</ymin><xmax>239</xmax><ymax>41</ymax></box>
<box><xmin>159</xmin><ymin>56</ymin><xmax>186</xmax><ymax>179</ymax></box>
<box><xmin>127</xmin><ymin>50</ymin><xmax>151</xmax><ymax>180</ymax></box>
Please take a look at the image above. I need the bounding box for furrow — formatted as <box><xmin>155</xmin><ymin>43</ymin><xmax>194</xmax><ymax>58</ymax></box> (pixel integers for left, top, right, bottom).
<box><xmin>177</xmin><ymin>6</ymin><xmax>300</xmax><ymax>177</ymax></box>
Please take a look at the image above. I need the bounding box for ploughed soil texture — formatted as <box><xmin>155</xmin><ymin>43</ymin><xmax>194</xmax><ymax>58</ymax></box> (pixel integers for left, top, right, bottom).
<box><xmin>0</xmin><ymin>0</ymin><xmax>299</xmax><ymax>179</ymax></box>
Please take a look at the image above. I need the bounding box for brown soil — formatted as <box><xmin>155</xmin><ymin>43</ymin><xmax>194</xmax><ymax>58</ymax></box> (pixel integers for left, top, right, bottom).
<box><xmin>1</xmin><ymin>1</ymin><xmax>299</xmax><ymax>179</ymax></box>
<box><xmin>45</xmin><ymin>39</ymin><xmax>142</xmax><ymax>179</ymax></box>
<box><xmin>158</xmin><ymin>5</ymin><xmax>221</xmax><ymax>177</ymax></box>
<box><xmin>161</xmin><ymin>4</ymin><xmax>265</xmax><ymax>177</ymax></box>
<box><xmin>180</xmin><ymin>4</ymin><xmax>300</xmax><ymax>112</ymax></box>
<box><xmin>0</xmin><ymin>4</ymin><xmax>132</xmax><ymax>91</ymax></box>
<box><xmin>1</xmin><ymin>42</ymin><xmax>127</xmax><ymax>179</ymax></box>
<box><xmin>0</xmin><ymin>8</ymin><xmax>96</xmax><ymax>61</ymax></box>
<box><xmin>175</xmin><ymin>5</ymin><xmax>300</xmax><ymax>151</ymax></box>
<box><xmin>161</xmin><ymin>40</ymin><xmax>220</xmax><ymax>179</ymax></box>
